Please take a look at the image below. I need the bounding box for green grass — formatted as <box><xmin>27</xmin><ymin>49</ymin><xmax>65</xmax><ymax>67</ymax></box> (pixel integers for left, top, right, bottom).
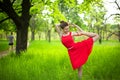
<box><xmin>0</xmin><ymin>40</ymin><xmax>120</xmax><ymax>80</ymax></box>
<box><xmin>0</xmin><ymin>40</ymin><xmax>9</xmax><ymax>52</ymax></box>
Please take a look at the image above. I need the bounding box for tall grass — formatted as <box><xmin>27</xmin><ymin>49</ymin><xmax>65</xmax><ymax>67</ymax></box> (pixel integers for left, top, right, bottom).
<box><xmin>0</xmin><ymin>40</ymin><xmax>120</xmax><ymax>80</ymax></box>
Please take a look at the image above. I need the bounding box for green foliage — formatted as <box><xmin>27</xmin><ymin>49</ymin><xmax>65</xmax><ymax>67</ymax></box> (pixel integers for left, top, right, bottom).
<box><xmin>0</xmin><ymin>0</ymin><xmax>119</xmax><ymax>43</ymax></box>
<box><xmin>0</xmin><ymin>0</ymin><xmax>105</xmax><ymax>32</ymax></box>
<box><xmin>48</xmin><ymin>1</ymin><xmax>67</xmax><ymax>23</ymax></box>
<box><xmin>13</xmin><ymin>0</ymin><xmax>22</xmax><ymax>15</ymax></box>
<box><xmin>36</xmin><ymin>18</ymin><xmax>50</xmax><ymax>31</ymax></box>
<box><xmin>0</xmin><ymin>19</ymin><xmax>16</xmax><ymax>32</ymax></box>
<box><xmin>30</xmin><ymin>1</ymin><xmax>44</xmax><ymax>15</ymax></box>
<box><xmin>79</xmin><ymin>0</ymin><xmax>102</xmax><ymax>13</ymax></box>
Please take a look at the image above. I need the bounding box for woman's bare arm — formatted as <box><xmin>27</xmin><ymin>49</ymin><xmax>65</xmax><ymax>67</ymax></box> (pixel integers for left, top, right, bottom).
<box><xmin>70</xmin><ymin>24</ymin><xmax>83</xmax><ymax>36</ymax></box>
<box><xmin>70</xmin><ymin>24</ymin><xmax>99</xmax><ymax>42</ymax></box>
<box><xmin>70</xmin><ymin>24</ymin><xmax>84</xmax><ymax>36</ymax></box>
<box><xmin>71</xmin><ymin>24</ymin><xmax>83</xmax><ymax>32</ymax></box>
<box><xmin>81</xmin><ymin>31</ymin><xmax>99</xmax><ymax>42</ymax></box>
<box><xmin>55</xmin><ymin>24</ymin><xmax>62</xmax><ymax>37</ymax></box>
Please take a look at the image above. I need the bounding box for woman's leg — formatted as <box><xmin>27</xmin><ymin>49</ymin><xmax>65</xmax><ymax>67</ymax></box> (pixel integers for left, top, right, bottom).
<box><xmin>78</xmin><ymin>66</ymin><xmax>82</xmax><ymax>80</ymax></box>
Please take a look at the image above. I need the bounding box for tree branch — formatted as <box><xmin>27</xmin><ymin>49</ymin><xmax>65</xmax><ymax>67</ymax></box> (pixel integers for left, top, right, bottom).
<box><xmin>105</xmin><ymin>13</ymin><xmax>120</xmax><ymax>22</ymax></box>
<box><xmin>105</xmin><ymin>30</ymin><xmax>119</xmax><ymax>36</ymax></box>
<box><xmin>115</xmin><ymin>0</ymin><xmax>120</xmax><ymax>10</ymax></box>
<box><xmin>0</xmin><ymin>0</ymin><xmax>21</xmax><ymax>26</ymax></box>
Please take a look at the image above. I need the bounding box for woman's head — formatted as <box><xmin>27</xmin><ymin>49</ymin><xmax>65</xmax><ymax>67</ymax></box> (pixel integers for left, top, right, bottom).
<box><xmin>59</xmin><ymin>21</ymin><xmax>68</xmax><ymax>29</ymax></box>
<box><xmin>59</xmin><ymin>21</ymin><xmax>69</xmax><ymax>33</ymax></box>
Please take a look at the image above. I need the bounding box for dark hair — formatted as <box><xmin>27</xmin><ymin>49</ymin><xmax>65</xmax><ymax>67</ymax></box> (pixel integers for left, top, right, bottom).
<box><xmin>59</xmin><ymin>21</ymin><xmax>68</xmax><ymax>29</ymax></box>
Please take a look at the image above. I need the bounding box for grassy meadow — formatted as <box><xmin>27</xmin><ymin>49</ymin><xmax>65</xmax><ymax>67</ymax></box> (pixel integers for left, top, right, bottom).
<box><xmin>0</xmin><ymin>40</ymin><xmax>120</xmax><ymax>80</ymax></box>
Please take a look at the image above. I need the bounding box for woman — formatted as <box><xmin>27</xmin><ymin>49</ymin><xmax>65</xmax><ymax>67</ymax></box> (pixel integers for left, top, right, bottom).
<box><xmin>55</xmin><ymin>21</ymin><xmax>99</xmax><ymax>79</ymax></box>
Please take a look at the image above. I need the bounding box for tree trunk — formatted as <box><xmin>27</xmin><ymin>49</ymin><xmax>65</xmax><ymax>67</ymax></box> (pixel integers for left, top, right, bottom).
<box><xmin>16</xmin><ymin>26</ymin><xmax>28</xmax><ymax>54</ymax></box>
<box><xmin>118</xmin><ymin>24</ymin><xmax>120</xmax><ymax>42</ymax></box>
<box><xmin>45</xmin><ymin>30</ymin><xmax>47</xmax><ymax>40</ymax></box>
<box><xmin>31</xmin><ymin>31</ymin><xmax>35</xmax><ymax>41</ymax></box>
<box><xmin>48</xmin><ymin>29</ymin><xmax>51</xmax><ymax>42</ymax></box>
<box><xmin>97</xmin><ymin>27</ymin><xmax>102</xmax><ymax>44</ymax></box>
<box><xmin>102</xmin><ymin>30</ymin><xmax>104</xmax><ymax>40</ymax></box>
<box><xmin>38</xmin><ymin>31</ymin><xmax>41</xmax><ymax>40</ymax></box>
<box><xmin>99</xmin><ymin>36</ymin><xmax>102</xmax><ymax>44</ymax></box>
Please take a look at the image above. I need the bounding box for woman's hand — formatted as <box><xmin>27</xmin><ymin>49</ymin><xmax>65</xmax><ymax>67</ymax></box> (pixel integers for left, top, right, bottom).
<box><xmin>55</xmin><ymin>24</ymin><xmax>60</xmax><ymax>27</ymax></box>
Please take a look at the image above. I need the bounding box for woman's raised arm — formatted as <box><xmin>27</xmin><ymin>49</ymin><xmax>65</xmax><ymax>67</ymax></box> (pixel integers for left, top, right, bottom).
<box><xmin>70</xmin><ymin>24</ymin><xmax>84</xmax><ymax>36</ymax></box>
<box><xmin>55</xmin><ymin>24</ymin><xmax>62</xmax><ymax>37</ymax></box>
<box><xmin>81</xmin><ymin>31</ymin><xmax>99</xmax><ymax>42</ymax></box>
<box><xmin>71</xmin><ymin>24</ymin><xmax>83</xmax><ymax>32</ymax></box>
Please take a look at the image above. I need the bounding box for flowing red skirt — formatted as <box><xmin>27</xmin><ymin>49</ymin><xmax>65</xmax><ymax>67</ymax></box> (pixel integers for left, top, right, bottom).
<box><xmin>68</xmin><ymin>38</ymin><xmax>93</xmax><ymax>70</ymax></box>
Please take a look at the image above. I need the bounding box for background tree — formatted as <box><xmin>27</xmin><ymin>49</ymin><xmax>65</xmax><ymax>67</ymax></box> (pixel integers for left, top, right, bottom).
<box><xmin>29</xmin><ymin>0</ymin><xmax>45</xmax><ymax>41</ymax></box>
<box><xmin>113</xmin><ymin>16</ymin><xmax>120</xmax><ymax>42</ymax></box>
<box><xmin>105</xmin><ymin>0</ymin><xmax>120</xmax><ymax>42</ymax></box>
<box><xmin>78</xmin><ymin>1</ymin><xmax>106</xmax><ymax>44</ymax></box>
<box><xmin>0</xmin><ymin>0</ymin><xmax>31</xmax><ymax>54</ymax></box>
<box><xmin>29</xmin><ymin>14</ymin><xmax>37</xmax><ymax>41</ymax></box>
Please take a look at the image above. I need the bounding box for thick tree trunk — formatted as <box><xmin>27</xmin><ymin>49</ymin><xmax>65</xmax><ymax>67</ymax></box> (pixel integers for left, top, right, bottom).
<box><xmin>16</xmin><ymin>26</ymin><xmax>28</xmax><ymax>54</ymax></box>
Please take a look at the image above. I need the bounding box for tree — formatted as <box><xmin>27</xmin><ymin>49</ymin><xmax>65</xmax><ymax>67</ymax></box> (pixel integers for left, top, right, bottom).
<box><xmin>29</xmin><ymin>14</ymin><xmax>37</xmax><ymax>41</ymax></box>
<box><xmin>81</xmin><ymin>1</ymin><xmax>106</xmax><ymax>43</ymax></box>
<box><xmin>0</xmin><ymin>0</ymin><xmax>31</xmax><ymax>54</ymax></box>
<box><xmin>105</xmin><ymin>0</ymin><xmax>120</xmax><ymax>41</ymax></box>
<box><xmin>113</xmin><ymin>16</ymin><xmax>120</xmax><ymax>42</ymax></box>
<box><xmin>107</xmin><ymin>0</ymin><xmax>120</xmax><ymax>19</ymax></box>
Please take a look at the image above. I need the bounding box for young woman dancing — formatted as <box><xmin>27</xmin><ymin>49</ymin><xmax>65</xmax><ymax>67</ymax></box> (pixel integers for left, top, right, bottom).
<box><xmin>55</xmin><ymin>21</ymin><xmax>99</xmax><ymax>79</ymax></box>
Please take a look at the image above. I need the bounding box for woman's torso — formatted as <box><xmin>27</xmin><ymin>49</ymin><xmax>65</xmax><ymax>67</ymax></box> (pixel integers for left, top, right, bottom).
<box><xmin>61</xmin><ymin>32</ymin><xmax>75</xmax><ymax>49</ymax></box>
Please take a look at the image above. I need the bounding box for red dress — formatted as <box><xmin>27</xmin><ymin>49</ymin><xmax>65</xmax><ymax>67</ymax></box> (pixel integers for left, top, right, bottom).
<box><xmin>61</xmin><ymin>32</ymin><xmax>93</xmax><ymax>70</ymax></box>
